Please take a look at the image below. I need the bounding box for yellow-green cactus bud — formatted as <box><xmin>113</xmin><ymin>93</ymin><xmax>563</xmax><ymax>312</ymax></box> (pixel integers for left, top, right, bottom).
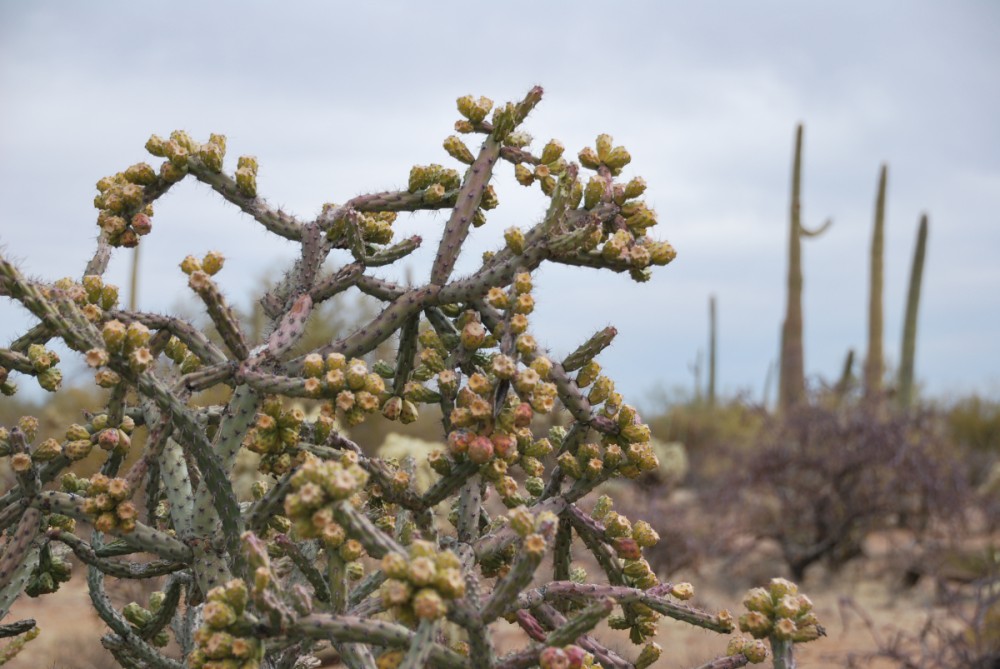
<box><xmin>32</xmin><ymin>437</ymin><xmax>62</xmax><ymax>461</ymax></box>
<box><xmin>198</xmin><ymin>143</ymin><xmax>225</xmax><ymax>172</ymax></box>
<box><xmin>739</xmin><ymin>611</ymin><xmax>773</xmax><ymax>639</ymax></box>
<box><xmin>578</xmin><ymin>146</ymin><xmax>601</xmax><ymax>170</ymax></box>
<box><xmin>595</xmin><ymin>134</ymin><xmax>614</xmax><ymax>162</ymax></box>
<box><xmin>635</xmin><ymin>642</ymin><xmax>661</xmax><ymax>669</ymax></box>
<box><xmin>235</xmin><ymin>167</ymin><xmax>257</xmax><ymax>198</ymax></box>
<box><xmin>37</xmin><ymin>368</ymin><xmax>62</xmax><ymax>392</ymax></box>
<box><xmin>302</xmin><ymin>354</ymin><xmax>325</xmax><ymax>378</ymax></box>
<box><xmin>203</xmin><ymin>601</ymin><xmax>237</xmax><ymax>630</ymax></box>
<box><xmin>540</xmin><ymin>139</ymin><xmax>565</xmax><ymax>165</ymax></box>
<box><xmin>576</xmin><ymin>361</ymin><xmax>601</xmax><ymax>388</ymax></box>
<box><xmin>146</xmin><ymin>134</ymin><xmax>167</xmax><ymax>157</ymax></box>
<box><xmin>588</xmin><ymin>375</ymin><xmax>614</xmax><ymax>404</ymax></box>
<box><xmin>514</xmin><ymin>163</ymin><xmax>534</xmax><ymax>186</ymax></box>
<box><xmin>584</xmin><ymin>176</ymin><xmax>605</xmax><ymax>210</ymax></box>
<box><xmin>769</xmin><ymin>578</ymin><xmax>798</xmax><ymax>599</ymax></box>
<box><xmin>605</xmin><ymin>146</ymin><xmax>631</xmax><ymax>171</ymax></box>
<box><xmin>503</xmin><ymin>226</ymin><xmax>526</xmax><ymax>255</ymax></box>
<box><xmin>443</xmin><ymin>135</ymin><xmax>474</xmax><ymax>164</ymax></box>
<box><xmin>624</xmin><ymin>176</ymin><xmax>647</xmax><ymax>200</ymax></box>
<box><xmin>631</xmin><ymin>520</ymin><xmax>659</xmax><ymax>548</ymax></box>
<box><xmin>202</xmin><ymin>250</ymin><xmax>225</xmax><ymax>275</ymax></box>
<box><xmin>124</xmin><ymin>163</ymin><xmax>157</xmax><ymax>186</ymax></box>
<box><xmin>671</xmin><ymin>582</ymin><xmax>694</xmax><ymax>600</ymax></box>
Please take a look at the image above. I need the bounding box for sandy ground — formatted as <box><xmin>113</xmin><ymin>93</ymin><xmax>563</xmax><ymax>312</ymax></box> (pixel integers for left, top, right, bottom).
<box><xmin>3</xmin><ymin>547</ymin><xmax>950</xmax><ymax>669</ymax></box>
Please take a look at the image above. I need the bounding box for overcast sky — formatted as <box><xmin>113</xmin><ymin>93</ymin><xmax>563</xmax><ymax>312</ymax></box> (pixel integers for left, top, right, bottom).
<box><xmin>1</xmin><ymin>1</ymin><xmax>998</xmax><ymax>407</ymax></box>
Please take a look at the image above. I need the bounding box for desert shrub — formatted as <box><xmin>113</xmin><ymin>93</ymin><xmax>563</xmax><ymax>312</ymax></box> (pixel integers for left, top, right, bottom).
<box><xmin>716</xmin><ymin>404</ymin><xmax>966</xmax><ymax>581</ymax></box>
<box><xmin>0</xmin><ymin>88</ymin><xmax>824</xmax><ymax>669</ymax></box>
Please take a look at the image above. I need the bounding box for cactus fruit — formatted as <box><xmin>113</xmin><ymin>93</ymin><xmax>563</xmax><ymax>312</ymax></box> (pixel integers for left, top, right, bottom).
<box><xmin>0</xmin><ymin>89</ymin><xmax>818</xmax><ymax>669</ymax></box>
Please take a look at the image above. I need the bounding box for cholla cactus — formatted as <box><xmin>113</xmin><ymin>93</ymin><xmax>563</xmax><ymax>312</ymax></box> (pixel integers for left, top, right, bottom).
<box><xmin>0</xmin><ymin>88</ymin><xmax>821</xmax><ymax>668</ymax></box>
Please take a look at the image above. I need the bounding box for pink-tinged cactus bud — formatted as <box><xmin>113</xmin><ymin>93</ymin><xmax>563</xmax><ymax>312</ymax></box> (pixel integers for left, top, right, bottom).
<box><xmin>492</xmin><ymin>432</ymin><xmax>518</xmax><ymax>461</ymax></box>
<box><xmin>399</xmin><ymin>399</ymin><xmax>419</xmax><ymax>424</ymax></box>
<box><xmin>443</xmin><ymin>135</ymin><xmax>474</xmax><ymax>165</ymax></box>
<box><xmin>97</xmin><ymin>428</ymin><xmax>120</xmax><ymax>451</ymax></box>
<box><xmin>468</xmin><ymin>436</ymin><xmax>494</xmax><ymax>464</ymax></box>
<box><xmin>448</xmin><ymin>429</ymin><xmax>473</xmax><ymax>456</ymax></box>
<box><xmin>512</xmin><ymin>402</ymin><xmax>534</xmax><ymax>428</ymax></box>
<box><xmin>159</xmin><ymin>160</ymin><xmax>187</xmax><ymax>183</ymax></box>
<box><xmin>130</xmin><ymin>212</ymin><xmax>152</xmax><ymax>236</ymax></box>
<box><xmin>613</xmin><ymin>537</ymin><xmax>642</xmax><ymax>560</ymax></box>
<box><xmin>563</xmin><ymin>645</ymin><xmax>588</xmax><ymax>668</ymax></box>
<box><xmin>381</xmin><ymin>396</ymin><xmax>402</xmax><ymax>421</ymax></box>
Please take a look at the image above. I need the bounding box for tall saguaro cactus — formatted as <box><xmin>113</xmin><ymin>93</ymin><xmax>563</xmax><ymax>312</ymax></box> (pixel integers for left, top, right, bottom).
<box><xmin>864</xmin><ymin>165</ymin><xmax>888</xmax><ymax>402</ymax></box>
<box><xmin>778</xmin><ymin>124</ymin><xmax>831</xmax><ymax>412</ymax></box>
<box><xmin>708</xmin><ymin>294</ymin><xmax>717</xmax><ymax>407</ymax></box>
<box><xmin>897</xmin><ymin>214</ymin><xmax>928</xmax><ymax>409</ymax></box>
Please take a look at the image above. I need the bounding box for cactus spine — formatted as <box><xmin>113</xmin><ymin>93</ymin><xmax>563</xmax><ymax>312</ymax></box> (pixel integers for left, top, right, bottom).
<box><xmin>864</xmin><ymin>164</ymin><xmax>888</xmax><ymax>402</ymax></box>
<box><xmin>897</xmin><ymin>213</ymin><xmax>928</xmax><ymax>409</ymax></box>
<box><xmin>778</xmin><ymin>124</ymin><xmax>831</xmax><ymax>411</ymax></box>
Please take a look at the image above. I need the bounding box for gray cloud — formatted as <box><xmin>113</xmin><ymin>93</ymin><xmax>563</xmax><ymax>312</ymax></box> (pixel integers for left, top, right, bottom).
<box><xmin>2</xmin><ymin>0</ymin><xmax>998</xmax><ymax>404</ymax></box>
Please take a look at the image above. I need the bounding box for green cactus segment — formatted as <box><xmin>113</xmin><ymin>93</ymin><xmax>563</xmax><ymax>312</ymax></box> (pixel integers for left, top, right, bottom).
<box><xmin>399</xmin><ymin>618</ymin><xmax>438</xmax><ymax>669</ymax></box>
<box><xmin>136</xmin><ymin>374</ymin><xmax>243</xmax><ymax>566</ymax></box>
<box><xmin>898</xmin><ymin>214</ymin><xmax>928</xmax><ymax>409</ymax></box>
<box><xmin>0</xmin><ymin>518</ymin><xmax>41</xmax><ymax>618</ymax></box>
<box><xmin>265</xmin><ymin>293</ymin><xmax>314</xmax><ymax>360</ymax></box>
<box><xmin>189</xmin><ymin>160</ymin><xmax>305</xmax><ymax>241</ymax></box>
<box><xmin>332</xmin><ymin>501</ymin><xmax>405</xmax><ymax>559</ymax></box>
<box><xmin>50</xmin><ymin>531</ymin><xmax>183</xmax><ymax>579</ymax></box>
<box><xmin>187</xmin><ymin>270</ymin><xmax>250</xmax><ymax>360</ymax></box>
<box><xmin>481</xmin><ymin>514</ymin><xmax>554</xmax><ymax>623</ymax></box>
<box><xmin>156</xmin><ymin>439</ymin><xmax>195</xmax><ymax>537</ymax></box>
<box><xmin>865</xmin><ymin>164</ymin><xmax>888</xmax><ymax>401</ymax></box>
<box><xmin>544</xmin><ymin>598</ymin><xmax>614</xmax><ymax>647</ymax></box>
<box><xmin>213</xmin><ymin>384</ymin><xmax>261</xmax><ymax>473</ymax></box>
<box><xmin>430</xmin><ymin>132</ymin><xmax>502</xmax><ymax>286</ymax></box>
<box><xmin>562</xmin><ymin>327</ymin><xmax>617</xmax><ymax>372</ymax></box>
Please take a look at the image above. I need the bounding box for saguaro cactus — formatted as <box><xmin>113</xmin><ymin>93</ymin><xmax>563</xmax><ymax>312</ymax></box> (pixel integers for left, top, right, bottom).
<box><xmin>864</xmin><ymin>164</ymin><xmax>888</xmax><ymax>402</ymax></box>
<box><xmin>708</xmin><ymin>294</ymin><xmax>717</xmax><ymax>408</ymax></box>
<box><xmin>0</xmin><ymin>89</ymin><xmax>821</xmax><ymax>668</ymax></box>
<box><xmin>778</xmin><ymin>124</ymin><xmax>831</xmax><ymax>412</ymax></box>
<box><xmin>897</xmin><ymin>214</ymin><xmax>928</xmax><ymax>409</ymax></box>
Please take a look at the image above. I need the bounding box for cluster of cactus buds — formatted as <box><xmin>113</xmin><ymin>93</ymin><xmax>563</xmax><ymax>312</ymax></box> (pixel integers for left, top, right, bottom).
<box><xmin>245</xmin><ymin>397</ymin><xmax>306</xmax><ymax>475</ymax></box>
<box><xmin>190</xmin><ymin>579</ymin><xmax>263</xmax><ymax>669</ymax></box>
<box><xmin>97</xmin><ymin>317</ymin><xmax>153</xmax><ymax>376</ymax></box>
<box><xmin>25</xmin><ymin>343</ymin><xmax>62</xmax><ymax>392</ymax></box>
<box><xmin>514</xmin><ymin>138</ymin><xmax>569</xmax><ymax>195</ymax></box>
<box><xmin>25</xmin><ymin>544</ymin><xmax>71</xmax><ymax>597</ymax></box>
<box><xmin>299</xmin><ymin>353</ymin><xmax>386</xmax><ymax>426</ymax></box>
<box><xmin>93</xmin><ymin>161</ymin><xmax>157</xmax><ymax>247</ymax></box>
<box><xmin>123</xmin><ymin>591</ymin><xmax>171</xmax><ymax>647</ymax></box>
<box><xmin>379</xmin><ymin>540</ymin><xmax>465</xmax><ymax>623</ymax></box>
<box><xmin>283</xmin><ymin>453</ymin><xmax>368</xmax><ymax>548</ymax></box>
<box><xmin>0</xmin><ymin>88</ymin><xmax>822</xmax><ymax>669</ymax></box>
<box><xmin>66</xmin><ymin>473</ymin><xmax>138</xmax><ymax>533</ymax></box>
<box><xmin>739</xmin><ymin>578</ymin><xmax>824</xmax><ymax>643</ymax></box>
<box><xmin>539</xmin><ymin>644</ymin><xmax>598</xmax><ymax>669</ymax></box>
